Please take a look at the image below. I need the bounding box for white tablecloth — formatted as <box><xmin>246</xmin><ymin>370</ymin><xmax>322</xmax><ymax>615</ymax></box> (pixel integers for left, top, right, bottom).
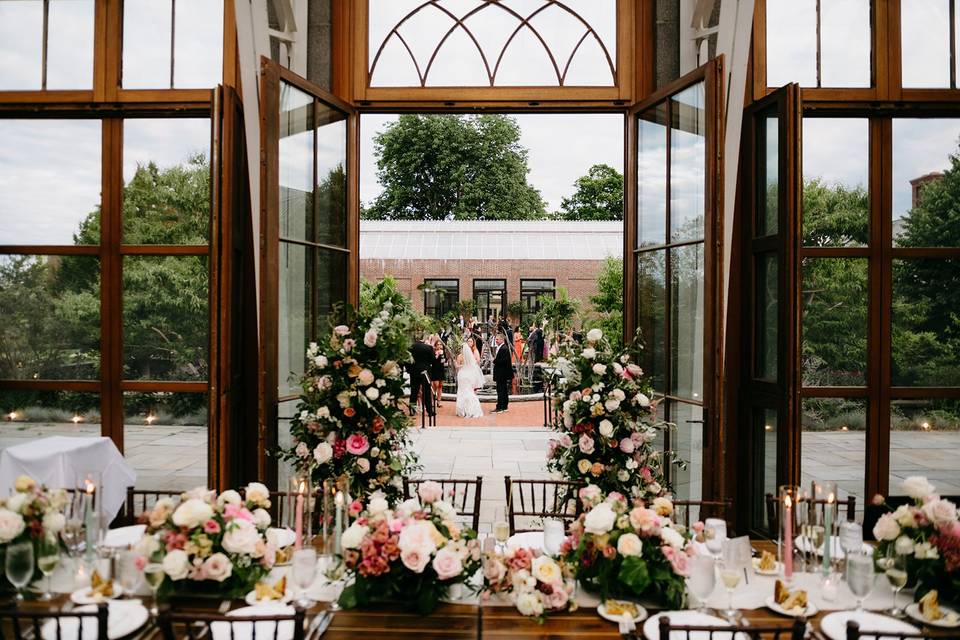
<box><xmin>0</xmin><ymin>436</ymin><xmax>136</xmax><ymax>520</ymax></box>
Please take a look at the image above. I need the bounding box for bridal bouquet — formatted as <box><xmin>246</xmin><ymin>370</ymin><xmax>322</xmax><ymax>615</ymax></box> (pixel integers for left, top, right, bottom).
<box><xmin>0</xmin><ymin>475</ymin><xmax>67</xmax><ymax>546</ymax></box>
<box><xmin>337</xmin><ymin>481</ymin><xmax>482</xmax><ymax>615</ymax></box>
<box><xmin>560</xmin><ymin>485</ymin><xmax>695</xmax><ymax>608</ymax></box>
<box><xmin>280</xmin><ymin>279</ymin><xmax>419</xmax><ymax>502</ymax></box>
<box><xmin>481</xmin><ymin>546</ymin><xmax>577</xmax><ymax>621</ymax></box>
<box><xmin>872</xmin><ymin>476</ymin><xmax>960</xmax><ymax>603</ymax></box>
<box><xmin>546</xmin><ymin>328</ymin><xmax>675</xmax><ymax>499</ymax></box>
<box><xmin>135</xmin><ymin>484</ymin><xmax>276</xmax><ymax>598</ymax></box>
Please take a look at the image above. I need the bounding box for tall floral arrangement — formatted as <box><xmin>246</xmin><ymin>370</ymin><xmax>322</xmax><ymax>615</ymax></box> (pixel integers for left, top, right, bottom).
<box><xmin>279</xmin><ymin>279</ymin><xmax>419</xmax><ymax>502</ymax></box>
<box><xmin>546</xmin><ymin>328</ymin><xmax>677</xmax><ymax>499</ymax></box>
<box><xmin>560</xmin><ymin>485</ymin><xmax>696</xmax><ymax>608</ymax></box>
<box><xmin>872</xmin><ymin>476</ymin><xmax>960</xmax><ymax>603</ymax></box>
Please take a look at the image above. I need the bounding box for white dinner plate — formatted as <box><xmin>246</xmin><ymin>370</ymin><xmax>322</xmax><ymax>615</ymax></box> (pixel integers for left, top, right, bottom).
<box><xmin>751</xmin><ymin>558</ymin><xmax>782</xmax><ymax>576</ymax></box>
<box><xmin>41</xmin><ymin>600</ymin><xmax>149</xmax><ymax>640</ymax></box>
<box><xmin>70</xmin><ymin>585</ymin><xmax>123</xmax><ymax>604</ymax></box>
<box><xmin>764</xmin><ymin>595</ymin><xmax>818</xmax><ymax>618</ymax></box>
<box><xmin>244</xmin><ymin>587</ymin><xmax>295</xmax><ymax>606</ymax></box>
<box><xmin>597</xmin><ymin>600</ymin><xmax>648</xmax><ymax>624</ymax></box>
<box><xmin>643</xmin><ymin>611</ymin><xmax>747</xmax><ymax>640</ymax></box>
<box><xmin>211</xmin><ymin>604</ymin><xmax>297</xmax><ymax>640</ymax></box>
<box><xmin>820</xmin><ymin>610</ymin><xmax>921</xmax><ymax>640</ymax></box>
<box><xmin>905</xmin><ymin>602</ymin><xmax>960</xmax><ymax>628</ymax></box>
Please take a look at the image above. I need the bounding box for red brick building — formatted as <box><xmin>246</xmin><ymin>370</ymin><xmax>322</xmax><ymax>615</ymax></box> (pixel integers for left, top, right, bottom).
<box><xmin>360</xmin><ymin>220</ymin><xmax>622</xmax><ymax>325</ymax></box>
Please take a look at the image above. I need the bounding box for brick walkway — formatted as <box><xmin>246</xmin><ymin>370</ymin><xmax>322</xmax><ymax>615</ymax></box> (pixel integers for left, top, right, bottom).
<box><xmin>418</xmin><ymin>397</ymin><xmax>548</xmax><ymax>428</ymax></box>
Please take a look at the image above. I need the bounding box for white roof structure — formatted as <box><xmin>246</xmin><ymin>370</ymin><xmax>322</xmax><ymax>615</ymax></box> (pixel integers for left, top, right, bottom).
<box><xmin>360</xmin><ymin>220</ymin><xmax>623</xmax><ymax>261</ymax></box>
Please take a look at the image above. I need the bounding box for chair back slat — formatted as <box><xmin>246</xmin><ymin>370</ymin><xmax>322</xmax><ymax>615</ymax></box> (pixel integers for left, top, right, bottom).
<box><xmin>125</xmin><ymin>488</ymin><xmax>186</xmax><ymax>524</ymax></box>
<box><xmin>672</xmin><ymin>499</ymin><xmax>733</xmax><ymax>530</ymax></box>
<box><xmin>157</xmin><ymin>606</ymin><xmax>306</xmax><ymax>640</ymax></box>
<box><xmin>657</xmin><ymin>615</ymin><xmax>805</xmax><ymax>640</ymax></box>
<box><xmin>504</xmin><ymin>476</ymin><xmax>582</xmax><ymax>535</ymax></box>
<box><xmin>403</xmin><ymin>477</ymin><xmax>484</xmax><ymax>532</ymax></box>
<box><xmin>845</xmin><ymin>620</ymin><xmax>928</xmax><ymax>639</ymax></box>
<box><xmin>0</xmin><ymin>602</ymin><xmax>108</xmax><ymax>640</ymax></box>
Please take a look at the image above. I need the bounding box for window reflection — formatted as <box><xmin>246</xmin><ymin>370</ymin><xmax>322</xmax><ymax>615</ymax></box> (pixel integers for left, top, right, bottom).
<box><xmin>670</xmin><ymin>401</ymin><xmax>703</xmax><ymax>502</ymax></box>
<box><xmin>637</xmin><ymin>104</ymin><xmax>668</xmax><ymax>247</ymax></box>
<box><xmin>0</xmin><ymin>1</ymin><xmax>42</xmax><ymax>90</ymax></box>
<box><xmin>278</xmin><ymin>243</ymin><xmax>310</xmax><ymax>398</ymax></box>
<box><xmin>670</xmin><ymin>83</ymin><xmax>705</xmax><ymax>242</ymax></box>
<box><xmin>756</xmin><ymin>253</ymin><xmax>778</xmax><ymax>381</ymax></box>
<box><xmin>901</xmin><ymin>0</ymin><xmax>951</xmax><ymax>89</ymax></box>
<box><xmin>670</xmin><ymin>244</ymin><xmax>703</xmax><ymax>400</ymax></box>
<box><xmin>280</xmin><ymin>85</ymin><xmax>315</xmax><ymax>244</ymax></box>
<box><xmin>316</xmin><ymin>108</ymin><xmax>347</xmax><ymax>248</ymax></box>
<box><xmin>47</xmin><ymin>0</ymin><xmax>95</xmax><ymax>89</ymax></box>
<box><xmin>758</xmin><ymin>117</ymin><xmax>778</xmax><ymax>236</ymax></box>
<box><xmin>0</xmin><ymin>391</ymin><xmax>101</xmax><ymax>443</ymax></box>
<box><xmin>636</xmin><ymin>251</ymin><xmax>666</xmax><ymax>392</ymax></box>
<box><xmin>889</xmin><ymin>399</ymin><xmax>960</xmax><ymax>495</ymax></box>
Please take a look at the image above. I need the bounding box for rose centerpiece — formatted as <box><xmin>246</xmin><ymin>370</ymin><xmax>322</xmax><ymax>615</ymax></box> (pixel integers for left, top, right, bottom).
<box><xmin>135</xmin><ymin>483</ymin><xmax>276</xmax><ymax>598</ymax></box>
<box><xmin>560</xmin><ymin>485</ymin><xmax>696</xmax><ymax>608</ymax></box>
<box><xmin>872</xmin><ymin>476</ymin><xmax>960</xmax><ymax>603</ymax></box>
<box><xmin>0</xmin><ymin>475</ymin><xmax>67</xmax><ymax>589</ymax></box>
<box><xmin>546</xmin><ymin>329</ymin><xmax>679</xmax><ymax>499</ymax></box>
<box><xmin>481</xmin><ymin>546</ymin><xmax>577</xmax><ymax>621</ymax></box>
<box><xmin>337</xmin><ymin>481</ymin><xmax>482</xmax><ymax>615</ymax></box>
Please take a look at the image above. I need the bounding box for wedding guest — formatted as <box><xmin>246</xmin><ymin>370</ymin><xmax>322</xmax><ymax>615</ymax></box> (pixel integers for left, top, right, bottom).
<box><xmin>431</xmin><ymin>338</ymin><xmax>446</xmax><ymax>407</ymax></box>
<box><xmin>408</xmin><ymin>336</ymin><xmax>436</xmax><ymax>418</ymax></box>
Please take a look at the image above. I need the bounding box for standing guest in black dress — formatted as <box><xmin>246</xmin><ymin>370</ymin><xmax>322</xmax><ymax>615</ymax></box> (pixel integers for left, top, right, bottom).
<box><xmin>430</xmin><ymin>337</ymin><xmax>446</xmax><ymax>407</ymax></box>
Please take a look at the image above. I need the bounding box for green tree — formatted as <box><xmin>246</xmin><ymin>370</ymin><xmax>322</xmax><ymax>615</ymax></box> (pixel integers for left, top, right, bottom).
<box><xmin>558</xmin><ymin>164</ymin><xmax>624</xmax><ymax>220</ymax></box>
<box><xmin>589</xmin><ymin>256</ymin><xmax>623</xmax><ymax>348</ymax></box>
<box><xmin>535</xmin><ymin>288</ymin><xmax>580</xmax><ymax>335</ymax></box>
<box><xmin>364</xmin><ymin>114</ymin><xmax>546</xmax><ymax>220</ymax></box>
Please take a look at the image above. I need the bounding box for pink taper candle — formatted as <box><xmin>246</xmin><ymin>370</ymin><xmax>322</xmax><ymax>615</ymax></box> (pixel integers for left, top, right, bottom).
<box><xmin>783</xmin><ymin>494</ymin><xmax>793</xmax><ymax>580</ymax></box>
<box><xmin>294</xmin><ymin>480</ymin><xmax>305</xmax><ymax>551</ymax></box>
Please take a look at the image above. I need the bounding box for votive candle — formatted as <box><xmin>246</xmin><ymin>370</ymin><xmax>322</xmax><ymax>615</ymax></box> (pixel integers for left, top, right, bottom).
<box><xmin>783</xmin><ymin>494</ymin><xmax>793</xmax><ymax>580</ymax></box>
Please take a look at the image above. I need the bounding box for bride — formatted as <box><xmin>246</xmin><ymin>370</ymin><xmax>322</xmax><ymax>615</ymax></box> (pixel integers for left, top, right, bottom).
<box><xmin>455</xmin><ymin>337</ymin><xmax>485</xmax><ymax>418</ymax></box>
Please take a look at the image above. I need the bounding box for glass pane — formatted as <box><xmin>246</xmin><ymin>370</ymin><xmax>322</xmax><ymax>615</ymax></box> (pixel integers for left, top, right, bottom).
<box><xmin>670</xmin><ymin>243</ymin><xmax>703</xmax><ymax>400</ymax></box>
<box><xmin>801</xmin><ymin>258</ymin><xmax>868</xmax><ymax>386</ymax></box>
<box><xmin>316</xmin><ymin>249</ymin><xmax>348</xmax><ymax>336</ymax></box>
<box><xmin>46</xmin><ymin>0</ymin><xmax>95</xmax><ymax>89</ymax></box>
<box><xmin>0</xmin><ymin>391</ymin><xmax>101</xmax><ymax>448</ymax></box>
<box><xmin>803</xmin><ymin>118</ymin><xmax>869</xmax><ymax>247</ymax></box>
<box><xmin>278</xmin><ymin>242</ymin><xmax>311</xmax><ymax>398</ymax></box>
<box><xmin>755</xmin><ymin>408</ymin><xmax>778</xmax><ymax>530</ymax></box>
<box><xmin>765</xmin><ymin>0</ymin><xmax>816</xmax><ymax>87</ymax></box>
<box><xmin>276</xmin><ymin>398</ymin><xmax>298</xmax><ymax>492</ymax></box>
<box><xmin>316</xmin><ymin>107</ymin><xmax>347</xmax><ymax>247</ymax></box>
<box><xmin>637</xmin><ymin>104</ymin><xmax>668</xmax><ymax>247</ymax></box>
<box><xmin>0</xmin><ymin>255</ymin><xmax>100</xmax><ymax>380</ymax></box>
<box><xmin>172</xmin><ymin>0</ymin><xmax>223</xmax><ymax>88</ymax></box>
<box><xmin>636</xmin><ymin>250</ymin><xmax>666</xmax><ymax>392</ymax></box>
<box><xmin>891</xmin><ymin>258</ymin><xmax>960</xmax><ymax>386</ymax></box>
<box><xmin>892</xmin><ymin>119</ymin><xmax>960</xmax><ymax>247</ymax></box>
<box><xmin>0</xmin><ymin>0</ymin><xmax>42</xmax><ymax>90</ymax></box>
<box><xmin>670</xmin><ymin>82</ymin><xmax>705</xmax><ymax>242</ymax></box>
<box><xmin>473</xmin><ymin>279</ymin><xmax>506</xmax><ymax>322</ymax></box>
<box><xmin>280</xmin><ymin>84</ymin><xmax>314</xmax><ymax>244</ymax></box>
<box><xmin>901</xmin><ymin>0</ymin><xmax>951</xmax><ymax>89</ymax></box>
<box><xmin>0</xmin><ymin>120</ymin><xmax>101</xmax><ymax>245</ymax></box>
<box><xmin>123</xmin><ymin>118</ymin><xmax>211</xmax><ymax>244</ymax></box>
<box><xmin>124</xmin><ymin>392</ymin><xmax>207</xmax><ymax>490</ymax></box>
<box><xmin>424</xmin><ymin>278</ymin><xmax>460</xmax><ymax>319</ymax></box>
<box><xmin>889</xmin><ymin>399</ymin><xmax>960</xmax><ymax>495</ymax></box>
<box><xmin>758</xmin><ymin>116</ymin><xmax>779</xmax><ymax>236</ymax></box>
<box><xmin>670</xmin><ymin>401</ymin><xmax>703</xmax><ymax>502</ymax></box>
<box><xmin>801</xmin><ymin>397</ymin><xmax>866</xmax><ymax>511</ymax></box>
<box><xmin>122</xmin><ymin>0</ymin><xmax>173</xmax><ymax>89</ymax></box>
<box><xmin>755</xmin><ymin>253</ymin><xmax>778</xmax><ymax>381</ymax></box>
<box><xmin>820</xmin><ymin>0</ymin><xmax>871</xmax><ymax>87</ymax></box>
<box><xmin>122</xmin><ymin>256</ymin><xmax>209</xmax><ymax>381</ymax></box>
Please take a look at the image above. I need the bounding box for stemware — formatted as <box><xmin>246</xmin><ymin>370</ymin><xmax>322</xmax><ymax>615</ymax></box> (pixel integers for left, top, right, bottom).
<box><xmin>117</xmin><ymin>550</ymin><xmax>143</xmax><ymax>596</ymax></box>
<box><xmin>292</xmin><ymin>548</ymin><xmax>318</xmax><ymax>607</ymax></box>
<box><xmin>718</xmin><ymin>560</ymin><xmax>742</xmax><ymax>621</ymax></box>
<box><xmin>37</xmin><ymin>535</ymin><xmax>61</xmax><ymax>601</ymax></box>
<box><xmin>492</xmin><ymin>520</ymin><xmax>510</xmax><ymax>553</ymax></box>
<box><xmin>543</xmin><ymin>519</ymin><xmax>565</xmax><ymax>556</ymax></box>
<box><xmin>883</xmin><ymin>546</ymin><xmax>908</xmax><ymax>617</ymax></box>
<box><xmin>5</xmin><ymin>540</ymin><xmax>34</xmax><ymax>602</ymax></box>
<box><xmin>704</xmin><ymin>518</ymin><xmax>726</xmax><ymax>557</ymax></box>
<box><xmin>846</xmin><ymin>552</ymin><xmax>875</xmax><ymax>612</ymax></box>
<box><xmin>686</xmin><ymin>554</ymin><xmax>716</xmax><ymax>613</ymax></box>
<box><xmin>143</xmin><ymin>562</ymin><xmax>165</xmax><ymax>615</ymax></box>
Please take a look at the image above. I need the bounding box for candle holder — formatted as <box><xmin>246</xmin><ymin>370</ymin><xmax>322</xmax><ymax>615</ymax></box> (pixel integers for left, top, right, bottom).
<box><xmin>777</xmin><ymin>485</ymin><xmax>800</xmax><ymax>584</ymax></box>
<box><xmin>287</xmin><ymin>475</ymin><xmax>313</xmax><ymax>551</ymax></box>
<box><xmin>319</xmin><ymin>477</ymin><xmax>351</xmax><ymax>558</ymax></box>
<box><xmin>76</xmin><ymin>470</ymin><xmax>103</xmax><ymax>567</ymax></box>
<box><xmin>812</xmin><ymin>480</ymin><xmax>838</xmax><ymax>577</ymax></box>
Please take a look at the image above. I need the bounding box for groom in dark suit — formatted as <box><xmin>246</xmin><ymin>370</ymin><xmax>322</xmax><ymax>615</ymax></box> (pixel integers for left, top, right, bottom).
<box><xmin>492</xmin><ymin>332</ymin><xmax>513</xmax><ymax>413</ymax></box>
<box><xmin>408</xmin><ymin>336</ymin><xmax>436</xmax><ymax>417</ymax></box>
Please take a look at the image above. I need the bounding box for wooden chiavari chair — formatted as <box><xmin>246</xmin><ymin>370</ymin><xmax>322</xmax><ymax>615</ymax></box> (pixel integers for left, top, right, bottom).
<box><xmin>765</xmin><ymin>493</ymin><xmax>857</xmax><ymax>537</ymax></box>
<box><xmin>504</xmin><ymin>476</ymin><xmax>582</xmax><ymax>535</ymax></box>
<box><xmin>655</xmin><ymin>615</ymin><xmax>806</xmax><ymax>640</ymax></box>
<box><xmin>403</xmin><ymin>476</ymin><xmax>483</xmax><ymax>531</ymax></box>
<box><xmin>124</xmin><ymin>488</ymin><xmax>188</xmax><ymax>524</ymax></box>
<box><xmin>672</xmin><ymin>498</ymin><xmax>734</xmax><ymax>530</ymax></box>
<box><xmin>0</xmin><ymin>602</ymin><xmax>108</xmax><ymax>640</ymax></box>
<box><xmin>157</xmin><ymin>606</ymin><xmax>306</xmax><ymax>640</ymax></box>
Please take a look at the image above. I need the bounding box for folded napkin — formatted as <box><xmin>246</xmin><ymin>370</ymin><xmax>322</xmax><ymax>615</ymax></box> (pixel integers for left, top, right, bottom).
<box><xmin>101</xmin><ymin>524</ymin><xmax>146</xmax><ymax>548</ymax></box>
<box><xmin>266</xmin><ymin>528</ymin><xmax>297</xmax><ymax>549</ymax></box>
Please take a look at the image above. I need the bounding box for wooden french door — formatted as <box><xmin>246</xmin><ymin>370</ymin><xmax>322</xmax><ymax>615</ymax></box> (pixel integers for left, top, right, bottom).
<box><xmin>624</xmin><ymin>59</ymin><xmax>724</xmax><ymax>503</ymax></box>
<box><xmin>738</xmin><ymin>84</ymin><xmax>801</xmax><ymax>533</ymax></box>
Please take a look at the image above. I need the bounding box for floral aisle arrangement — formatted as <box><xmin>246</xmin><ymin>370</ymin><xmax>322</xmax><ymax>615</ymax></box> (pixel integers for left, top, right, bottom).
<box><xmin>279</xmin><ymin>279</ymin><xmax>419</xmax><ymax>502</ymax></box>
<box><xmin>481</xmin><ymin>546</ymin><xmax>577</xmax><ymax>621</ymax></box>
<box><xmin>559</xmin><ymin>485</ymin><xmax>696</xmax><ymax>608</ymax></box>
<box><xmin>546</xmin><ymin>328</ymin><xmax>677</xmax><ymax>499</ymax></box>
<box><xmin>872</xmin><ymin>476</ymin><xmax>960</xmax><ymax>603</ymax></box>
<box><xmin>337</xmin><ymin>481</ymin><xmax>482</xmax><ymax>615</ymax></box>
<box><xmin>135</xmin><ymin>483</ymin><xmax>276</xmax><ymax>598</ymax></box>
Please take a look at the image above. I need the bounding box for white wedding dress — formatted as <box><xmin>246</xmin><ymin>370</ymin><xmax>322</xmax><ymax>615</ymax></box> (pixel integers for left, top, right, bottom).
<box><xmin>456</xmin><ymin>345</ymin><xmax>484</xmax><ymax>418</ymax></box>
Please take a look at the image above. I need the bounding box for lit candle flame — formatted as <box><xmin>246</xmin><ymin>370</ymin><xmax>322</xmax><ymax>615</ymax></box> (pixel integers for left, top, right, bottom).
<box><xmin>784</xmin><ymin>494</ymin><xmax>792</xmax><ymax>509</ymax></box>
<box><xmin>827</xmin><ymin>492</ymin><xmax>835</xmax><ymax>504</ymax></box>
<box><xmin>298</xmin><ymin>480</ymin><xmax>306</xmax><ymax>495</ymax></box>
<box><xmin>334</xmin><ymin>491</ymin><xmax>344</xmax><ymax>506</ymax></box>
<box><xmin>84</xmin><ymin>479</ymin><xmax>95</xmax><ymax>495</ymax></box>
<box><xmin>72</xmin><ymin>415</ymin><xmax>82</xmax><ymax>424</ymax></box>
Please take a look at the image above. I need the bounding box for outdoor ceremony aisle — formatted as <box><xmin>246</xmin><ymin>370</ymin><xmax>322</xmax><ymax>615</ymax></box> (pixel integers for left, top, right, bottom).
<box><xmin>430</xmin><ymin>399</ymin><xmax>546</xmax><ymax>428</ymax></box>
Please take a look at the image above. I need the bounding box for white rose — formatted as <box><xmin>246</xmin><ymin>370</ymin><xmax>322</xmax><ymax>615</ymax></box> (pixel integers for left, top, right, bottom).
<box><xmin>341</xmin><ymin>523</ymin><xmax>370</xmax><ymax>550</ymax></box>
<box><xmin>0</xmin><ymin>509</ymin><xmax>24</xmax><ymax>543</ymax></box>
<box><xmin>356</xmin><ymin>457</ymin><xmax>370</xmax><ymax>473</ymax></box>
<box><xmin>135</xmin><ymin>534</ymin><xmax>161</xmax><ymax>557</ymax></box>
<box><xmin>635</xmin><ymin>393</ymin><xmax>650</xmax><ymax>407</ymax></box>
<box><xmin>371</xmin><ymin>447</ymin><xmax>381</xmax><ymax>457</ymax></box>
<box><xmin>598</xmin><ymin>419</ymin><xmax>614</xmax><ymax>437</ymax></box>
<box><xmin>581</xmin><ymin>348</ymin><xmax>596</xmax><ymax>360</ymax></box>
<box><xmin>586</xmin><ymin>328</ymin><xmax>603</xmax><ymax>343</ymax></box>
<box><xmin>245</xmin><ymin>482</ymin><xmax>271</xmax><ymax>506</ymax></box>
<box><xmin>873</xmin><ymin>513</ymin><xmax>900</xmax><ymax>541</ymax></box>
<box><xmin>515</xmin><ymin>591</ymin><xmax>544</xmax><ymax>617</ymax></box>
<box><xmin>433</xmin><ymin>500</ymin><xmax>458</xmax><ymax>522</ymax></box>
<box><xmin>604</xmin><ymin>399</ymin><xmax>621</xmax><ymax>412</ymax></box>
<box><xmin>617</xmin><ymin>533</ymin><xmax>643</xmax><ymax>557</ymax></box>
<box><xmin>902</xmin><ymin>476</ymin><xmax>936</xmax><ymax>500</ymax></box>
<box><xmin>314</xmin><ymin>355</ymin><xmax>328</xmax><ymax>368</ymax></box>
<box><xmin>252</xmin><ymin>508</ymin><xmax>272</xmax><ymax>529</ymax></box>
<box><xmin>894</xmin><ymin>535</ymin><xmax>915</xmax><ymax>555</ymax></box>
<box><xmin>531</xmin><ymin>556</ymin><xmax>562</xmax><ymax>584</ymax></box>
<box><xmin>368</xmin><ymin>496</ymin><xmax>389</xmax><ymax>516</ymax></box>
<box><xmin>317</xmin><ymin>406</ymin><xmax>331</xmax><ymax>419</ymax></box>
<box><xmin>314</xmin><ymin>442</ymin><xmax>333</xmax><ymax>464</ymax></box>
<box><xmin>222</xmin><ymin>519</ymin><xmax>261</xmax><ymax>555</ymax></box>
<box><xmin>202</xmin><ymin>553</ymin><xmax>233</xmax><ymax>582</ymax></box>
<box><xmin>172</xmin><ymin>499</ymin><xmax>214</xmax><ymax>529</ymax></box>
<box><xmin>42</xmin><ymin>511</ymin><xmax>66</xmax><ymax>535</ymax></box>
<box><xmin>364</xmin><ymin>329</ymin><xmax>378</xmax><ymax>348</ymax></box>
<box><xmin>583</xmin><ymin>503</ymin><xmax>617</xmax><ymax>535</ymax></box>
<box><xmin>592</xmin><ymin>363</ymin><xmax>607</xmax><ymax>376</ymax></box>
<box><xmin>660</xmin><ymin>526</ymin><xmax>685</xmax><ymax>549</ymax></box>
<box><xmin>922</xmin><ymin>498</ymin><xmax>958</xmax><ymax>527</ymax></box>
<box><xmin>396</xmin><ymin>498</ymin><xmax>422</xmax><ymax>518</ymax></box>
<box><xmin>914</xmin><ymin>542</ymin><xmax>940</xmax><ymax>560</ymax></box>
<box><xmin>217</xmin><ymin>490</ymin><xmax>243</xmax><ymax>509</ymax></box>
<box><xmin>162</xmin><ymin>549</ymin><xmax>190</xmax><ymax>581</ymax></box>
<box><xmin>398</xmin><ymin>520</ymin><xmax>440</xmax><ymax>555</ymax></box>
<box><xmin>5</xmin><ymin>493</ymin><xmax>27</xmax><ymax>514</ymax></box>
<box><xmin>365</xmin><ymin>387</ymin><xmax>380</xmax><ymax>401</ymax></box>
<box><xmin>357</xmin><ymin>369</ymin><xmax>375</xmax><ymax>386</ymax></box>
<box><xmin>611</xmin><ymin>388</ymin><xmax>626</xmax><ymax>401</ymax></box>
<box><xmin>617</xmin><ymin>470</ymin><xmax>630</xmax><ymax>481</ymax></box>
<box><xmin>893</xmin><ymin>505</ymin><xmax>918</xmax><ymax>528</ymax></box>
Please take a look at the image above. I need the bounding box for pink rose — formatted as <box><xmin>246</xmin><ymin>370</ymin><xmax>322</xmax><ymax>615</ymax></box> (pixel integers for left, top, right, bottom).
<box><xmin>619</xmin><ymin>438</ymin><xmax>635</xmax><ymax>454</ymax></box>
<box><xmin>544</xmin><ymin>585</ymin><xmax>569</xmax><ymax>610</ymax></box>
<box><xmin>295</xmin><ymin>442</ymin><xmax>310</xmax><ymax>458</ymax></box>
<box><xmin>343</xmin><ymin>338</ymin><xmax>356</xmax><ymax>351</ymax></box>
<box><xmin>203</xmin><ymin>520</ymin><xmax>221</xmax><ymax>534</ymax></box>
<box><xmin>346</xmin><ymin>433</ymin><xmax>370</xmax><ymax>455</ymax></box>
<box><xmin>348</xmin><ymin>500</ymin><xmax>363</xmax><ymax>517</ymax></box>
<box><xmin>692</xmin><ymin>521</ymin><xmax>705</xmax><ymax>534</ymax></box>
<box><xmin>134</xmin><ymin>555</ymin><xmax>147</xmax><ymax>571</ymax></box>
<box><xmin>333</xmin><ymin>325</ymin><xmax>350</xmax><ymax>336</ymax></box>
<box><xmin>923</xmin><ymin>498</ymin><xmax>958</xmax><ymax>529</ymax></box>
<box><xmin>431</xmin><ymin>547</ymin><xmax>463</xmax><ymax>580</ymax></box>
<box><xmin>418</xmin><ymin>480</ymin><xmax>443</xmax><ymax>504</ymax></box>
<box><xmin>224</xmin><ymin>504</ymin><xmax>253</xmax><ymax>522</ymax></box>
<box><xmin>662</xmin><ymin>545</ymin><xmax>689</xmax><ymax>576</ymax></box>
<box><xmin>482</xmin><ymin>558</ymin><xmax>506</xmax><ymax>583</ymax></box>
<box><xmin>400</xmin><ymin>548</ymin><xmax>430</xmax><ymax>573</ymax></box>
<box><xmin>629</xmin><ymin>507</ymin><xmax>660</xmax><ymax>534</ymax></box>
<box><xmin>578</xmin><ymin>434</ymin><xmax>595</xmax><ymax>454</ymax></box>
<box><xmin>559</xmin><ymin>434</ymin><xmax>572</xmax><ymax>448</ymax></box>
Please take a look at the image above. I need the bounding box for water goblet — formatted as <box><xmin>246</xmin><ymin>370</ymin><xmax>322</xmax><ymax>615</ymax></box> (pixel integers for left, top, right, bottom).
<box><xmin>846</xmin><ymin>552</ymin><xmax>875</xmax><ymax>612</ymax></box>
<box><xmin>543</xmin><ymin>519</ymin><xmax>565</xmax><ymax>556</ymax></box>
<box><xmin>292</xmin><ymin>548</ymin><xmax>318</xmax><ymax>607</ymax></box>
<box><xmin>5</xmin><ymin>540</ymin><xmax>34</xmax><ymax>602</ymax></box>
<box><xmin>143</xmin><ymin>562</ymin><xmax>165</xmax><ymax>615</ymax></box>
<box><xmin>37</xmin><ymin>535</ymin><xmax>61</xmax><ymax>601</ymax></box>
<box><xmin>704</xmin><ymin>518</ymin><xmax>726</xmax><ymax>558</ymax></box>
<box><xmin>321</xmin><ymin>556</ymin><xmax>346</xmax><ymax>612</ymax></box>
<box><xmin>686</xmin><ymin>554</ymin><xmax>716</xmax><ymax>613</ymax></box>
<box><xmin>718</xmin><ymin>561</ymin><xmax>742</xmax><ymax>621</ymax></box>
<box><xmin>117</xmin><ymin>550</ymin><xmax>143</xmax><ymax>596</ymax></box>
<box><xmin>883</xmin><ymin>546</ymin><xmax>908</xmax><ymax>617</ymax></box>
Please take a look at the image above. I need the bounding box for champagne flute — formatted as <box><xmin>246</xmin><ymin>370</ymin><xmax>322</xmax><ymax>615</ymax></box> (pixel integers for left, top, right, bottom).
<box><xmin>143</xmin><ymin>562</ymin><xmax>165</xmax><ymax>615</ymax></box>
<box><xmin>884</xmin><ymin>547</ymin><xmax>908</xmax><ymax>617</ymax></box>
<box><xmin>37</xmin><ymin>535</ymin><xmax>60</xmax><ymax>601</ymax></box>
<box><xmin>686</xmin><ymin>554</ymin><xmax>716</xmax><ymax>613</ymax></box>
<box><xmin>5</xmin><ymin>540</ymin><xmax>34</xmax><ymax>602</ymax></box>
<box><xmin>292</xmin><ymin>548</ymin><xmax>317</xmax><ymax>607</ymax></box>
<box><xmin>846</xmin><ymin>552</ymin><xmax>875</xmax><ymax>612</ymax></box>
<box><xmin>718</xmin><ymin>561</ymin><xmax>742</xmax><ymax>621</ymax></box>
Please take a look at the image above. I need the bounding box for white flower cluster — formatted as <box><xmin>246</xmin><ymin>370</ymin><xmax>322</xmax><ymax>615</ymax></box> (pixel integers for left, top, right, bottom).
<box><xmin>0</xmin><ymin>476</ymin><xmax>67</xmax><ymax>543</ymax></box>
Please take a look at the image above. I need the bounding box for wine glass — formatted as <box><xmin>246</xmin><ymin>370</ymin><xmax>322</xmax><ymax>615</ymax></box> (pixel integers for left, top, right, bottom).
<box><xmin>846</xmin><ymin>552</ymin><xmax>875</xmax><ymax>612</ymax></box>
<box><xmin>718</xmin><ymin>561</ymin><xmax>742</xmax><ymax>621</ymax></box>
<box><xmin>5</xmin><ymin>540</ymin><xmax>34</xmax><ymax>601</ymax></box>
<box><xmin>704</xmin><ymin>518</ymin><xmax>726</xmax><ymax>558</ymax></box>
<box><xmin>292</xmin><ymin>548</ymin><xmax>318</xmax><ymax>607</ymax></box>
<box><xmin>883</xmin><ymin>546</ymin><xmax>908</xmax><ymax>617</ymax></box>
<box><xmin>117</xmin><ymin>550</ymin><xmax>143</xmax><ymax>596</ymax></box>
<box><xmin>493</xmin><ymin>520</ymin><xmax>510</xmax><ymax>553</ymax></box>
<box><xmin>543</xmin><ymin>519</ymin><xmax>565</xmax><ymax>556</ymax></box>
<box><xmin>322</xmin><ymin>556</ymin><xmax>346</xmax><ymax>612</ymax></box>
<box><xmin>143</xmin><ymin>562</ymin><xmax>165</xmax><ymax>615</ymax></box>
<box><xmin>37</xmin><ymin>535</ymin><xmax>60</xmax><ymax>601</ymax></box>
<box><xmin>686</xmin><ymin>554</ymin><xmax>715</xmax><ymax>613</ymax></box>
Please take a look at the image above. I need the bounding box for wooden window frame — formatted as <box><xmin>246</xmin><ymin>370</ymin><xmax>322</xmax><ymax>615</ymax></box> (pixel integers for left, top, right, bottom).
<box><xmin>422</xmin><ymin>278</ymin><xmax>459</xmax><ymax>319</ymax></box>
